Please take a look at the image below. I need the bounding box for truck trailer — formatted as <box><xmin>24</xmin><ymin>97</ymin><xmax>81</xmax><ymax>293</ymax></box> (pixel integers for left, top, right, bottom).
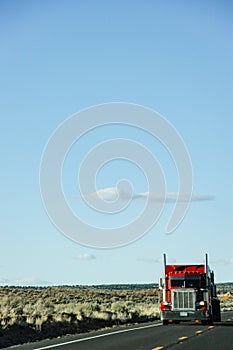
<box><xmin>159</xmin><ymin>253</ymin><xmax>221</xmax><ymax>325</ymax></box>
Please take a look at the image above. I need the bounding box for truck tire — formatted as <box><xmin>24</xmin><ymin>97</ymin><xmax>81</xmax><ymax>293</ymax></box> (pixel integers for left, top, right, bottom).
<box><xmin>163</xmin><ymin>320</ymin><xmax>169</xmax><ymax>325</ymax></box>
<box><xmin>207</xmin><ymin>311</ymin><xmax>213</xmax><ymax>325</ymax></box>
<box><xmin>212</xmin><ymin>298</ymin><xmax>221</xmax><ymax>322</ymax></box>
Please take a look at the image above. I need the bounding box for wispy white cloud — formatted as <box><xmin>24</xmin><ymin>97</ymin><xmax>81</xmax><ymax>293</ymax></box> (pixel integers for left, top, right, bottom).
<box><xmin>74</xmin><ymin>253</ymin><xmax>96</xmax><ymax>261</ymax></box>
<box><xmin>137</xmin><ymin>258</ymin><xmax>161</xmax><ymax>264</ymax></box>
<box><xmin>14</xmin><ymin>277</ymin><xmax>51</xmax><ymax>286</ymax></box>
<box><xmin>80</xmin><ymin>187</ymin><xmax>214</xmax><ymax>203</ymax></box>
<box><xmin>0</xmin><ymin>276</ymin><xmax>51</xmax><ymax>286</ymax></box>
<box><xmin>87</xmin><ymin>187</ymin><xmax>118</xmax><ymax>201</ymax></box>
<box><xmin>0</xmin><ymin>276</ymin><xmax>11</xmax><ymax>285</ymax></box>
<box><xmin>139</xmin><ymin>257</ymin><xmax>233</xmax><ymax>266</ymax></box>
<box><xmin>137</xmin><ymin>257</ymin><xmax>177</xmax><ymax>264</ymax></box>
<box><xmin>211</xmin><ymin>258</ymin><xmax>233</xmax><ymax>265</ymax></box>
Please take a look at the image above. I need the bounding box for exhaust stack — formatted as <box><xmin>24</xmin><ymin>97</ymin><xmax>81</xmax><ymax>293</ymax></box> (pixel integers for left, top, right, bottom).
<box><xmin>163</xmin><ymin>253</ymin><xmax>167</xmax><ymax>277</ymax></box>
<box><xmin>205</xmin><ymin>253</ymin><xmax>209</xmax><ymax>287</ymax></box>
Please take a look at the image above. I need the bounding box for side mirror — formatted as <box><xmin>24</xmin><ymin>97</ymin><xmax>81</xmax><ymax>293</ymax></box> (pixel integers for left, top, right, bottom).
<box><xmin>159</xmin><ymin>277</ymin><xmax>164</xmax><ymax>289</ymax></box>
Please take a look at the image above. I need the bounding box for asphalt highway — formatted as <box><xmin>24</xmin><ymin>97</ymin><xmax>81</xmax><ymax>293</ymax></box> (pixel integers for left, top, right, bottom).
<box><xmin>6</xmin><ymin>311</ymin><xmax>233</xmax><ymax>350</ymax></box>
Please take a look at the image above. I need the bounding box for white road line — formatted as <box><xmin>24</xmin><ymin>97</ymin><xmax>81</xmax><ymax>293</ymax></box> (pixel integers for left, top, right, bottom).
<box><xmin>34</xmin><ymin>323</ymin><xmax>162</xmax><ymax>349</ymax></box>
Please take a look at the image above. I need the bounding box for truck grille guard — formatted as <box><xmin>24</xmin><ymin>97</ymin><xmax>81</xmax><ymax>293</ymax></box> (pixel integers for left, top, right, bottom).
<box><xmin>172</xmin><ymin>289</ymin><xmax>196</xmax><ymax>310</ymax></box>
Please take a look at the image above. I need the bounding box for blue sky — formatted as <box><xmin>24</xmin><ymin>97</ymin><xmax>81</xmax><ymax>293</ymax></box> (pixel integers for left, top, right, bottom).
<box><xmin>1</xmin><ymin>0</ymin><xmax>233</xmax><ymax>285</ymax></box>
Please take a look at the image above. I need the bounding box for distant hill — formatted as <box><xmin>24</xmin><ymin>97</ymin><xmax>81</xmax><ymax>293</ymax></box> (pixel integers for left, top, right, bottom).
<box><xmin>87</xmin><ymin>283</ymin><xmax>159</xmax><ymax>291</ymax></box>
<box><xmin>48</xmin><ymin>282</ymin><xmax>232</xmax><ymax>291</ymax></box>
<box><xmin>1</xmin><ymin>282</ymin><xmax>232</xmax><ymax>290</ymax></box>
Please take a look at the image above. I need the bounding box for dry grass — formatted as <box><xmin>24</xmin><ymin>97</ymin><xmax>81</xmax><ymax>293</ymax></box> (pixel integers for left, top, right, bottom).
<box><xmin>217</xmin><ymin>283</ymin><xmax>233</xmax><ymax>312</ymax></box>
<box><xmin>0</xmin><ymin>286</ymin><xmax>160</xmax><ymax>348</ymax></box>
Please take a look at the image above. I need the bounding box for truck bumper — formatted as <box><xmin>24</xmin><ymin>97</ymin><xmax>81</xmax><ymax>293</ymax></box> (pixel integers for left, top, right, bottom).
<box><xmin>160</xmin><ymin>310</ymin><xmax>208</xmax><ymax>322</ymax></box>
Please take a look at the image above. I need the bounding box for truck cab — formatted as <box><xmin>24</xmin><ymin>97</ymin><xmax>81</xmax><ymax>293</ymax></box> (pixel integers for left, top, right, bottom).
<box><xmin>159</xmin><ymin>254</ymin><xmax>221</xmax><ymax>325</ymax></box>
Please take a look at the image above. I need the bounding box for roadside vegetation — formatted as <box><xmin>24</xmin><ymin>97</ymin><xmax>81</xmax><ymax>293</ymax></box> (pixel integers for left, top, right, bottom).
<box><xmin>0</xmin><ymin>283</ymin><xmax>232</xmax><ymax>348</ymax></box>
<box><xmin>0</xmin><ymin>285</ymin><xmax>160</xmax><ymax>348</ymax></box>
<box><xmin>217</xmin><ymin>283</ymin><xmax>233</xmax><ymax>312</ymax></box>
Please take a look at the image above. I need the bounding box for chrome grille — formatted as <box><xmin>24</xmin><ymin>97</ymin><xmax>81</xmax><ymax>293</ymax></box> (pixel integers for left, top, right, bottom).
<box><xmin>172</xmin><ymin>290</ymin><xmax>195</xmax><ymax>310</ymax></box>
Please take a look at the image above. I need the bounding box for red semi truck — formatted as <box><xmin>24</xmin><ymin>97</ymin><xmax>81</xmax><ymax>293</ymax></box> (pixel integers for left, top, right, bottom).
<box><xmin>159</xmin><ymin>253</ymin><xmax>221</xmax><ymax>325</ymax></box>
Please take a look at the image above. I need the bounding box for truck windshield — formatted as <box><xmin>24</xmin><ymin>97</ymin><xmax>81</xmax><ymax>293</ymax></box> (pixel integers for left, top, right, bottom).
<box><xmin>171</xmin><ymin>278</ymin><xmax>184</xmax><ymax>287</ymax></box>
<box><xmin>170</xmin><ymin>276</ymin><xmax>200</xmax><ymax>288</ymax></box>
<box><xmin>185</xmin><ymin>277</ymin><xmax>200</xmax><ymax>288</ymax></box>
